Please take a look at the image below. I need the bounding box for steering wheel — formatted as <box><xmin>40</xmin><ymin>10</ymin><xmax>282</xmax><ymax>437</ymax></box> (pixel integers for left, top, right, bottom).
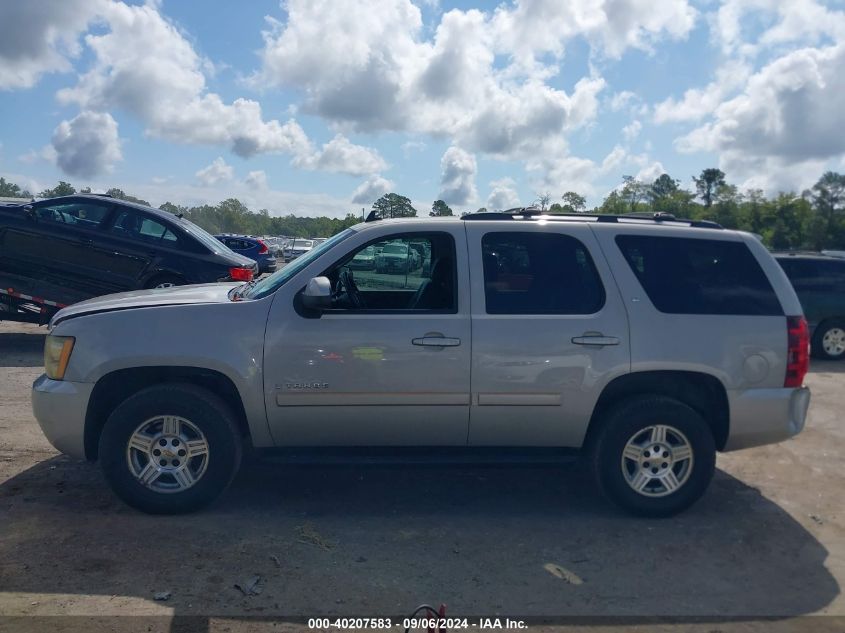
<box><xmin>336</xmin><ymin>269</ymin><xmax>364</xmax><ymax>309</ymax></box>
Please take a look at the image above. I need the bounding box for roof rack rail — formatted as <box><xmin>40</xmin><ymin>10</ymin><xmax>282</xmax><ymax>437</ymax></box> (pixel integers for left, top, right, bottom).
<box><xmin>462</xmin><ymin>208</ymin><xmax>723</xmax><ymax>229</ymax></box>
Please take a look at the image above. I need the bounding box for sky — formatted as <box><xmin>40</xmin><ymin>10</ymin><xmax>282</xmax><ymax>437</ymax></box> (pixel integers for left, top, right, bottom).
<box><xmin>2</xmin><ymin>0</ymin><xmax>845</xmax><ymax>218</ymax></box>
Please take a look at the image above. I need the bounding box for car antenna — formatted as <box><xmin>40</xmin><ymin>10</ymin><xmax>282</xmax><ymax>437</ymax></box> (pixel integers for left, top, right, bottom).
<box><xmin>364</xmin><ymin>210</ymin><xmax>381</xmax><ymax>223</ymax></box>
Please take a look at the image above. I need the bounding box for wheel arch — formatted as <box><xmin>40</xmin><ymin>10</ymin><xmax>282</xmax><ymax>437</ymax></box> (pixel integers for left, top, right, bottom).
<box><xmin>584</xmin><ymin>370</ymin><xmax>730</xmax><ymax>451</ymax></box>
<box><xmin>84</xmin><ymin>366</ymin><xmax>251</xmax><ymax>461</ymax></box>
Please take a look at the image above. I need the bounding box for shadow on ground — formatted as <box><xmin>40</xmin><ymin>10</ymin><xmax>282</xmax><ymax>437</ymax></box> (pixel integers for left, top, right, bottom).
<box><xmin>0</xmin><ymin>455</ymin><xmax>837</xmax><ymax>624</ymax></box>
<box><xmin>0</xmin><ymin>332</ymin><xmax>46</xmax><ymax>368</ymax></box>
<box><xmin>809</xmin><ymin>358</ymin><xmax>845</xmax><ymax>374</ymax></box>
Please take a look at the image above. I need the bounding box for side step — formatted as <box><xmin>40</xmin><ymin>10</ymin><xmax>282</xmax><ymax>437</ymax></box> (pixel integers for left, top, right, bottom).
<box><xmin>254</xmin><ymin>446</ymin><xmax>582</xmax><ymax>466</ymax></box>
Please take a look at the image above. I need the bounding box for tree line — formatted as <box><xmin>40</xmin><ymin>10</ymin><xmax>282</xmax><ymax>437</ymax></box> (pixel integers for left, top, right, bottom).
<box><xmin>3</xmin><ymin>169</ymin><xmax>843</xmax><ymax>248</ymax></box>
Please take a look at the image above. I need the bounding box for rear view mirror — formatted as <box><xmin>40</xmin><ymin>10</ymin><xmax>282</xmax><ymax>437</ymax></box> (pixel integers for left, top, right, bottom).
<box><xmin>302</xmin><ymin>276</ymin><xmax>332</xmax><ymax>311</ymax></box>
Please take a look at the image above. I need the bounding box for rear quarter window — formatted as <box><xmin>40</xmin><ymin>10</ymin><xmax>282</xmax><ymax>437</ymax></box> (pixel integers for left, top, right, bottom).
<box><xmin>616</xmin><ymin>235</ymin><xmax>783</xmax><ymax>316</ymax></box>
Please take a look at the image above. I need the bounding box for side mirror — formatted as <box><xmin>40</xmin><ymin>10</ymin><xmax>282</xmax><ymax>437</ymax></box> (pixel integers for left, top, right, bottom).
<box><xmin>302</xmin><ymin>276</ymin><xmax>332</xmax><ymax>311</ymax></box>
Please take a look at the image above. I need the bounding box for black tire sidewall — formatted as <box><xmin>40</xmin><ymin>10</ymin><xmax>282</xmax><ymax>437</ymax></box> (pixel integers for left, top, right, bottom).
<box><xmin>812</xmin><ymin>320</ymin><xmax>845</xmax><ymax>360</ymax></box>
<box><xmin>593</xmin><ymin>396</ymin><xmax>716</xmax><ymax>517</ymax></box>
<box><xmin>99</xmin><ymin>384</ymin><xmax>242</xmax><ymax>514</ymax></box>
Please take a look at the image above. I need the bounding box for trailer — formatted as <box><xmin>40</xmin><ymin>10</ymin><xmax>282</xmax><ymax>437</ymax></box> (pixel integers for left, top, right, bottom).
<box><xmin>0</xmin><ymin>272</ymin><xmax>88</xmax><ymax>325</ymax></box>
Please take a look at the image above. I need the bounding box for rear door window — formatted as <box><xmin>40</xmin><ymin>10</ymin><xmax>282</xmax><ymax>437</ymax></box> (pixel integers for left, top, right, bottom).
<box><xmin>111</xmin><ymin>210</ymin><xmax>178</xmax><ymax>244</ymax></box>
<box><xmin>616</xmin><ymin>235</ymin><xmax>782</xmax><ymax>316</ymax></box>
<box><xmin>481</xmin><ymin>232</ymin><xmax>605</xmax><ymax>314</ymax></box>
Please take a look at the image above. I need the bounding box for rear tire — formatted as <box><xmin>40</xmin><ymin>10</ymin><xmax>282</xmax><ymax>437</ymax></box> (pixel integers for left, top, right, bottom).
<box><xmin>99</xmin><ymin>383</ymin><xmax>242</xmax><ymax>514</ymax></box>
<box><xmin>812</xmin><ymin>319</ymin><xmax>845</xmax><ymax>360</ymax></box>
<box><xmin>591</xmin><ymin>396</ymin><xmax>716</xmax><ymax>517</ymax></box>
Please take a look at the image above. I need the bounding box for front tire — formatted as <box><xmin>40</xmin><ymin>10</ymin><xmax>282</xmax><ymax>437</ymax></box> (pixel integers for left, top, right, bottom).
<box><xmin>591</xmin><ymin>396</ymin><xmax>716</xmax><ymax>517</ymax></box>
<box><xmin>99</xmin><ymin>384</ymin><xmax>242</xmax><ymax>514</ymax></box>
<box><xmin>812</xmin><ymin>319</ymin><xmax>845</xmax><ymax>360</ymax></box>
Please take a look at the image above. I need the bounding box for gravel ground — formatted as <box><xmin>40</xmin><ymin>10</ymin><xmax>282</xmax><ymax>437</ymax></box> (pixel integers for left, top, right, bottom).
<box><xmin>1</xmin><ymin>320</ymin><xmax>843</xmax><ymax>632</ymax></box>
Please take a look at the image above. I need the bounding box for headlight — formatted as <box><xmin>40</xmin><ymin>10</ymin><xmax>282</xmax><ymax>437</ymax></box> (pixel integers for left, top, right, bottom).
<box><xmin>44</xmin><ymin>335</ymin><xmax>75</xmax><ymax>380</ymax></box>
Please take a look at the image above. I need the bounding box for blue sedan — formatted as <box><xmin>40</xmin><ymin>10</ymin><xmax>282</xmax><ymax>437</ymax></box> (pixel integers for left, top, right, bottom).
<box><xmin>215</xmin><ymin>234</ymin><xmax>278</xmax><ymax>274</ymax></box>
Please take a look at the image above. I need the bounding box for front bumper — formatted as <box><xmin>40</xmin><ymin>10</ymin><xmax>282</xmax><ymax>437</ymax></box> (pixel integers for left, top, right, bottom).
<box><xmin>31</xmin><ymin>374</ymin><xmax>94</xmax><ymax>460</ymax></box>
<box><xmin>723</xmin><ymin>386</ymin><xmax>811</xmax><ymax>451</ymax></box>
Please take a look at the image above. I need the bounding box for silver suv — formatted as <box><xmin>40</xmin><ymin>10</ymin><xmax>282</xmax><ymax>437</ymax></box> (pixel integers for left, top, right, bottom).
<box><xmin>32</xmin><ymin>210</ymin><xmax>811</xmax><ymax>516</ymax></box>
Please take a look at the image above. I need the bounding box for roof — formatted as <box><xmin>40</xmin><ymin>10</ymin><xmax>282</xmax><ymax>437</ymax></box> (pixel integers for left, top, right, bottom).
<box><xmin>35</xmin><ymin>194</ymin><xmax>184</xmax><ymax>223</ymax></box>
<box><xmin>772</xmin><ymin>251</ymin><xmax>845</xmax><ymax>261</ymax></box>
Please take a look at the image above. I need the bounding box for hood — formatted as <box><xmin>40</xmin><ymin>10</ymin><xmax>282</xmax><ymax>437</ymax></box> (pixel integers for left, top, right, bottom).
<box><xmin>52</xmin><ymin>282</ymin><xmax>240</xmax><ymax>326</ymax></box>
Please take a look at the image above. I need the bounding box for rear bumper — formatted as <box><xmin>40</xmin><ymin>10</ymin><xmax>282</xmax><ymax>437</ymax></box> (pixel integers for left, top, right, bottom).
<box><xmin>31</xmin><ymin>374</ymin><xmax>93</xmax><ymax>460</ymax></box>
<box><xmin>723</xmin><ymin>386</ymin><xmax>811</xmax><ymax>451</ymax></box>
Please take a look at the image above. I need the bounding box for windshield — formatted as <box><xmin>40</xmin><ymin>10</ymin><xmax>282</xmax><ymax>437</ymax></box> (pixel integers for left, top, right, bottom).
<box><xmin>245</xmin><ymin>229</ymin><xmax>355</xmax><ymax>299</ymax></box>
<box><xmin>291</xmin><ymin>240</ymin><xmax>314</xmax><ymax>248</ymax></box>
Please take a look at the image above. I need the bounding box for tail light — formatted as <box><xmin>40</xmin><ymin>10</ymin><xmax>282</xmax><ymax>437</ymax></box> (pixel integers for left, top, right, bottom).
<box><xmin>785</xmin><ymin>316</ymin><xmax>809</xmax><ymax>388</ymax></box>
<box><xmin>229</xmin><ymin>267</ymin><xmax>253</xmax><ymax>282</ymax></box>
<box><xmin>256</xmin><ymin>240</ymin><xmax>269</xmax><ymax>255</ymax></box>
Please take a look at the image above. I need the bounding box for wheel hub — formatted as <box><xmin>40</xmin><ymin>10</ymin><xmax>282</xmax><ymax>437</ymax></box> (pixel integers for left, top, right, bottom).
<box><xmin>126</xmin><ymin>415</ymin><xmax>209</xmax><ymax>493</ymax></box>
<box><xmin>822</xmin><ymin>328</ymin><xmax>845</xmax><ymax>356</ymax></box>
<box><xmin>621</xmin><ymin>424</ymin><xmax>694</xmax><ymax>498</ymax></box>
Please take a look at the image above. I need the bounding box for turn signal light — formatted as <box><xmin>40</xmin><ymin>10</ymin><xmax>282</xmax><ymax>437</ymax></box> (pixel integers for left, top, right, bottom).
<box><xmin>785</xmin><ymin>316</ymin><xmax>809</xmax><ymax>388</ymax></box>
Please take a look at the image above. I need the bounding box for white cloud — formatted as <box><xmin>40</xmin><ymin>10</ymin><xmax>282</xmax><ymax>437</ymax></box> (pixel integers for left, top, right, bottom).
<box><xmin>51</xmin><ymin>110</ymin><xmax>122</xmax><ymax>178</ymax></box>
<box><xmin>437</xmin><ymin>146</ymin><xmax>477</xmax><ymax>205</ymax></box>
<box><xmin>653</xmin><ymin>61</ymin><xmax>751</xmax><ymax>124</ymax></box>
<box><xmin>245</xmin><ymin>170</ymin><xmax>268</xmax><ymax>189</ymax></box>
<box><xmin>54</xmin><ymin>1</ymin><xmax>383</xmax><ymax>176</ymax></box>
<box><xmin>622</xmin><ymin>120</ymin><xmax>642</xmax><ymax>142</ymax></box>
<box><xmin>0</xmin><ymin>0</ymin><xmax>104</xmax><ymax>90</ymax></box>
<box><xmin>195</xmin><ymin>157</ymin><xmax>234</xmax><ymax>187</ymax></box>
<box><xmin>676</xmin><ymin>44</ymin><xmax>845</xmax><ymax>192</ymax></box>
<box><xmin>252</xmin><ymin>0</ymin><xmax>692</xmax><ymax>186</ymax></box>
<box><xmin>295</xmin><ymin>134</ymin><xmax>387</xmax><ymax>176</ymax></box>
<box><xmin>486</xmin><ymin>177</ymin><xmax>520</xmax><ymax>210</ymax></box>
<box><xmin>714</xmin><ymin>0</ymin><xmax>845</xmax><ymax>57</ymax></box>
<box><xmin>351</xmin><ymin>175</ymin><xmax>394</xmax><ymax>205</ymax></box>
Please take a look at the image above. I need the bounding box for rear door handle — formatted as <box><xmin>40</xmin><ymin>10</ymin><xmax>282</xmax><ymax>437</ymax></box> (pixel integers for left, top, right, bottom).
<box><xmin>571</xmin><ymin>335</ymin><xmax>620</xmax><ymax>346</ymax></box>
<box><xmin>412</xmin><ymin>336</ymin><xmax>461</xmax><ymax>347</ymax></box>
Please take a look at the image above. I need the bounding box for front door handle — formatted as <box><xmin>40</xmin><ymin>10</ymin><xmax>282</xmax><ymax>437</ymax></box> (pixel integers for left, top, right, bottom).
<box><xmin>571</xmin><ymin>335</ymin><xmax>620</xmax><ymax>346</ymax></box>
<box><xmin>412</xmin><ymin>336</ymin><xmax>461</xmax><ymax>347</ymax></box>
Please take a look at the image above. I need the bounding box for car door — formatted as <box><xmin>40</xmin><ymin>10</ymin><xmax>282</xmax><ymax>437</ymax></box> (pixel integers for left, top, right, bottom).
<box><xmin>5</xmin><ymin>199</ymin><xmax>116</xmax><ymax>294</ymax></box>
<box><xmin>101</xmin><ymin>208</ymin><xmax>183</xmax><ymax>290</ymax></box>
<box><xmin>465</xmin><ymin>222</ymin><xmax>631</xmax><ymax>447</ymax></box>
<box><xmin>262</xmin><ymin>226</ymin><xmax>471</xmax><ymax>446</ymax></box>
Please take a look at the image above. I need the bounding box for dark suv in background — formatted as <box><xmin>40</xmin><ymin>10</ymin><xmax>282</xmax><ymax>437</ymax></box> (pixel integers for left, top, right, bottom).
<box><xmin>0</xmin><ymin>195</ymin><xmax>257</xmax><ymax>299</ymax></box>
<box><xmin>775</xmin><ymin>252</ymin><xmax>845</xmax><ymax>360</ymax></box>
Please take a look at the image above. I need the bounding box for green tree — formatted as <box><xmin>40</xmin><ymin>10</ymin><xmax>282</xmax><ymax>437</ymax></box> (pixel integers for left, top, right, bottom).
<box><xmin>535</xmin><ymin>192</ymin><xmax>552</xmax><ymax>211</ymax></box>
<box><xmin>693</xmin><ymin>168</ymin><xmax>726</xmax><ymax>208</ymax></box>
<box><xmin>560</xmin><ymin>191</ymin><xmax>586</xmax><ymax>213</ymax></box>
<box><xmin>599</xmin><ymin>190</ymin><xmax>629</xmax><ymax>215</ymax></box>
<box><xmin>372</xmin><ymin>193</ymin><xmax>417</xmax><ymax>219</ymax></box>
<box><xmin>807</xmin><ymin>171</ymin><xmax>845</xmax><ymax>247</ymax></box>
<box><xmin>105</xmin><ymin>188</ymin><xmax>151</xmax><ymax>206</ymax></box>
<box><xmin>38</xmin><ymin>181</ymin><xmax>76</xmax><ymax>198</ymax></box>
<box><xmin>0</xmin><ymin>177</ymin><xmax>31</xmax><ymax>198</ymax></box>
<box><xmin>620</xmin><ymin>176</ymin><xmax>649</xmax><ymax>213</ymax></box>
<box><xmin>548</xmin><ymin>203</ymin><xmax>564</xmax><ymax>213</ymax></box>
<box><xmin>430</xmin><ymin>199</ymin><xmax>453</xmax><ymax>216</ymax></box>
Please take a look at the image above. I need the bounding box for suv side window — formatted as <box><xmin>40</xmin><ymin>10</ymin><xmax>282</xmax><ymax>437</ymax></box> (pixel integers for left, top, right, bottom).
<box><xmin>35</xmin><ymin>202</ymin><xmax>110</xmax><ymax>228</ymax></box>
<box><xmin>617</xmin><ymin>235</ymin><xmax>782</xmax><ymax>316</ymax></box>
<box><xmin>482</xmin><ymin>232</ymin><xmax>605</xmax><ymax>314</ymax></box>
<box><xmin>111</xmin><ymin>209</ymin><xmax>178</xmax><ymax>244</ymax></box>
<box><xmin>326</xmin><ymin>232</ymin><xmax>455</xmax><ymax>311</ymax></box>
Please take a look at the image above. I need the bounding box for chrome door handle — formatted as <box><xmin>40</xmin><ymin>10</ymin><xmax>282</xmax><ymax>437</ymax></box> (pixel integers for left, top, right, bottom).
<box><xmin>571</xmin><ymin>335</ymin><xmax>620</xmax><ymax>346</ymax></box>
<box><xmin>412</xmin><ymin>336</ymin><xmax>461</xmax><ymax>347</ymax></box>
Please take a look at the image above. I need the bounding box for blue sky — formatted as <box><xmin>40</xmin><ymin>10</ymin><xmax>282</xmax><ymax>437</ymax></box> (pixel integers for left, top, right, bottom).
<box><xmin>2</xmin><ymin>0</ymin><xmax>844</xmax><ymax>217</ymax></box>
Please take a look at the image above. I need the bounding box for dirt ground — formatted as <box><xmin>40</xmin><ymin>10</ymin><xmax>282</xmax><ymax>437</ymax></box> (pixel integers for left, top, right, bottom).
<box><xmin>1</xmin><ymin>320</ymin><xmax>844</xmax><ymax>632</ymax></box>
